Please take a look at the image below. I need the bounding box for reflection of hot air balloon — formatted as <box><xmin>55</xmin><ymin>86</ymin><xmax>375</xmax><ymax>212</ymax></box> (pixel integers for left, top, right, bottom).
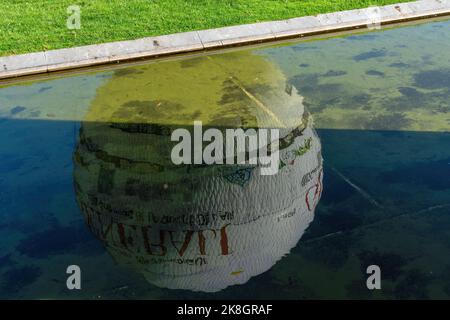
<box><xmin>73</xmin><ymin>51</ymin><xmax>323</xmax><ymax>292</ymax></box>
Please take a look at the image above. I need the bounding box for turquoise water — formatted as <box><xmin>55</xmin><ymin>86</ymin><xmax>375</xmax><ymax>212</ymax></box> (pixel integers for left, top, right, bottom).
<box><xmin>1</xmin><ymin>18</ymin><xmax>450</xmax><ymax>299</ymax></box>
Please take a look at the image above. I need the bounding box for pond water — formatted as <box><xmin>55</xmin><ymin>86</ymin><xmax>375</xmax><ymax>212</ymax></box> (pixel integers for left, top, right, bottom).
<box><xmin>1</xmin><ymin>18</ymin><xmax>450</xmax><ymax>299</ymax></box>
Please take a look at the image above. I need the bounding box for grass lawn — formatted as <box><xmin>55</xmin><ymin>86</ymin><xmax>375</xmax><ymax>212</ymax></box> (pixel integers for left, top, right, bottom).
<box><xmin>1</xmin><ymin>0</ymin><xmax>413</xmax><ymax>56</ymax></box>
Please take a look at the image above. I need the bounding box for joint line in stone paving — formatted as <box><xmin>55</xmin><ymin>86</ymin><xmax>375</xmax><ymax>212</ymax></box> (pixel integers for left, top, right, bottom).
<box><xmin>331</xmin><ymin>166</ymin><xmax>383</xmax><ymax>209</ymax></box>
<box><xmin>304</xmin><ymin>203</ymin><xmax>450</xmax><ymax>244</ymax></box>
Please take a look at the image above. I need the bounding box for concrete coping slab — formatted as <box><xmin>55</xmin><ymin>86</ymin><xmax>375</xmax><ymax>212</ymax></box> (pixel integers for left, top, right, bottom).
<box><xmin>1</xmin><ymin>0</ymin><xmax>449</xmax><ymax>80</ymax></box>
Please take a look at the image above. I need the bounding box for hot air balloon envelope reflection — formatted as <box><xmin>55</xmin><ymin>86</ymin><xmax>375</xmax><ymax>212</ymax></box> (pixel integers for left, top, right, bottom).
<box><xmin>73</xmin><ymin>52</ymin><xmax>323</xmax><ymax>292</ymax></box>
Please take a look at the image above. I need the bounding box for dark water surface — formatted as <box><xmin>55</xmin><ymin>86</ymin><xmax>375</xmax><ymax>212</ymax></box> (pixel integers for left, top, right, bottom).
<box><xmin>1</xmin><ymin>18</ymin><xmax>450</xmax><ymax>299</ymax></box>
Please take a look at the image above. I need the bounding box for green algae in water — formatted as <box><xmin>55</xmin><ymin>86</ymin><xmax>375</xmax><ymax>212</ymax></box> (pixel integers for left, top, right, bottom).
<box><xmin>263</xmin><ymin>18</ymin><xmax>450</xmax><ymax>133</ymax></box>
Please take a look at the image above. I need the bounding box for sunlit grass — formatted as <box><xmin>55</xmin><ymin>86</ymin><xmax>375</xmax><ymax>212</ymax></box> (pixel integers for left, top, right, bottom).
<box><xmin>0</xmin><ymin>0</ymin><xmax>412</xmax><ymax>56</ymax></box>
